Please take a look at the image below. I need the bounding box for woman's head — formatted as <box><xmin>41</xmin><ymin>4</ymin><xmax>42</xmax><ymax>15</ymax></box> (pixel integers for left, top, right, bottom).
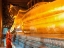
<box><xmin>7</xmin><ymin>29</ymin><xmax>10</xmax><ymax>33</ymax></box>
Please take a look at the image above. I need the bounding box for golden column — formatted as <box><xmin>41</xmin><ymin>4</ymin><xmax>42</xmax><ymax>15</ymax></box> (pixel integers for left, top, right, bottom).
<box><xmin>0</xmin><ymin>0</ymin><xmax>2</xmax><ymax>44</ymax></box>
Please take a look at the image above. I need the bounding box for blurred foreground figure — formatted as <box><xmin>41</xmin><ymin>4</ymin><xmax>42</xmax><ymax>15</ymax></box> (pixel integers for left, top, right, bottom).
<box><xmin>6</xmin><ymin>29</ymin><xmax>12</xmax><ymax>48</ymax></box>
